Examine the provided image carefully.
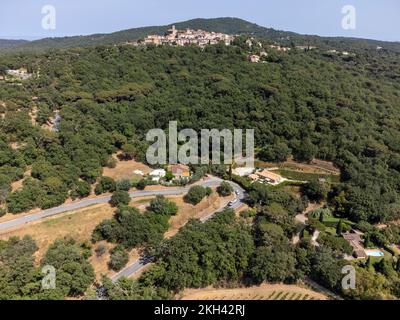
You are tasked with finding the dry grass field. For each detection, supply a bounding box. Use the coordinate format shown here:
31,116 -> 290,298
102,155 -> 152,180
179,284 -> 328,301
0,203 -> 115,264
256,156 -> 340,175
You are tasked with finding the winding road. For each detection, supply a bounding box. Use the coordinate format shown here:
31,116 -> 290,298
0,175 -> 245,283
0,176 -> 235,232
111,179 -> 246,282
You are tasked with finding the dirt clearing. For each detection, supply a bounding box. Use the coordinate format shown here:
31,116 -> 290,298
256,156 -> 340,175
103,155 -> 152,181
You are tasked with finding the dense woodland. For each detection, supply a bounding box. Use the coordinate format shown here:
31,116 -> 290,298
0,21 -> 400,299
1,38 -> 399,223
0,236 -> 94,299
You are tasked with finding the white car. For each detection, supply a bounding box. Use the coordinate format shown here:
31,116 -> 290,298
228,199 -> 239,207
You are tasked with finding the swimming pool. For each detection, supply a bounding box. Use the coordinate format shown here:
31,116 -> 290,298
366,250 -> 384,257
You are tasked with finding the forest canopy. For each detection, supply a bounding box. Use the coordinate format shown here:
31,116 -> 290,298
0,38 -> 399,225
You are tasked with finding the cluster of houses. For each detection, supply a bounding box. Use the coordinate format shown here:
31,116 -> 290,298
0,68 -> 33,81
148,164 -> 191,183
326,49 -> 355,56
248,51 -> 268,63
141,25 -> 235,47
247,44 -> 318,63
233,167 -> 284,185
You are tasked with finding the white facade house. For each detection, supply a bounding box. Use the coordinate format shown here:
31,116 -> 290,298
133,170 -> 144,176
149,169 -> 166,182
233,167 -> 255,177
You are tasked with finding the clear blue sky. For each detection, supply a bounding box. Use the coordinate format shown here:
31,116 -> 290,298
1,0 -> 399,41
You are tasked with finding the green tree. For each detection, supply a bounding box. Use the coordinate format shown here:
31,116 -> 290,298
108,246 -> 129,271
121,144 -> 136,160
301,180 -> 329,203
147,195 -> 178,216
184,186 -> 207,205
110,190 -> 130,207
72,180 -> 91,199
250,246 -> 297,283
136,179 -> 147,190
258,142 -> 291,163
336,220 -> 344,235
217,181 -> 234,197
95,176 -> 116,195
41,239 -> 95,297
116,179 -> 131,191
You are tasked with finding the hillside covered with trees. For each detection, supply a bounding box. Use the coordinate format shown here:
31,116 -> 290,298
0,19 -> 400,300
0,36 -> 399,224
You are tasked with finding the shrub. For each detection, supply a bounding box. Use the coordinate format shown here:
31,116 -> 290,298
240,209 -> 257,219
217,181 -> 234,197
147,195 -> 178,216
110,190 -> 130,207
108,246 -> 129,271
116,179 -> 131,191
95,177 -> 116,195
136,179 -> 147,190
95,244 -> 107,257
184,186 -> 207,205
301,180 -> 329,203
107,157 -> 118,169
73,180 -> 91,198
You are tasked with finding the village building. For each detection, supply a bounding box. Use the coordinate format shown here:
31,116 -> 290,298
249,173 -> 259,181
268,44 -> 291,52
248,55 -> 260,63
168,164 -> 191,180
149,169 -> 166,182
6,68 -> 32,81
296,45 -> 317,50
343,232 -> 368,259
246,39 -> 253,47
250,169 -> 284,185
143,25 -> 235,48
133,170 -> 144,176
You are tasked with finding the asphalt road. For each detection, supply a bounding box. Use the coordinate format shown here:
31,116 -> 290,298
0,175 -> 245,283
111,179 -> 246,282
0,176 -> 226,232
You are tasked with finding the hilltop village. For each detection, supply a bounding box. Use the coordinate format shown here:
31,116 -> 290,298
142,25 -> 235,47
123,26 -> 358,64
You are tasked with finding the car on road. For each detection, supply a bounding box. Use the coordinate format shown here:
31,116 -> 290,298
235,190 -> 240,195
228,199 -> 239,207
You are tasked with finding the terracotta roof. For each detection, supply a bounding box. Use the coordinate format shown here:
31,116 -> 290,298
256,170 -> 282,181
354,249 -> 368,259
168,164 -> 190,177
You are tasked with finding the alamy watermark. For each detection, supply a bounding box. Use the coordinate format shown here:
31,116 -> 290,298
41,5 -> 56,30
341,265 -> 356,290
341,5 -> 356,30
41,265 -> 56,290
146,121 -> 254,167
